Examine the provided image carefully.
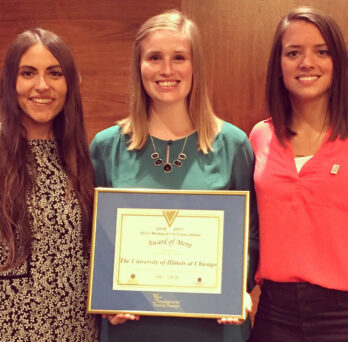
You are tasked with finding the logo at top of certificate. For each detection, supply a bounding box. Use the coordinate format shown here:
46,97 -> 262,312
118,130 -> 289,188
162,210 -> 179,227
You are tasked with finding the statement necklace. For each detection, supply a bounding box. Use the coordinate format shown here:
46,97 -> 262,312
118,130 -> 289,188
150,135 -> 188,173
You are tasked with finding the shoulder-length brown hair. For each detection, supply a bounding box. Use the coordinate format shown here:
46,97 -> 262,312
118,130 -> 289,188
266,6 -> 348,144
0,28 -> 94,270
120,9 -> 220,154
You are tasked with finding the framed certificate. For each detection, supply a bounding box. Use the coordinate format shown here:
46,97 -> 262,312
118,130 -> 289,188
88,188 -> 249,319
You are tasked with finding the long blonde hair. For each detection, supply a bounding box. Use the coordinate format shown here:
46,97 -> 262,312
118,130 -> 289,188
120,9 -> 220,154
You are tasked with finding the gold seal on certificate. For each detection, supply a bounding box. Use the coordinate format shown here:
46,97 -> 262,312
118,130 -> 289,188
113,208 -> 224,294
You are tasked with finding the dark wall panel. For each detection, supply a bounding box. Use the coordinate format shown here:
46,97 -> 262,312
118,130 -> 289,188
0,0 -> 181,141
1,0 -> 348,325
2,0 -> 347,139
182,0 -> 348,135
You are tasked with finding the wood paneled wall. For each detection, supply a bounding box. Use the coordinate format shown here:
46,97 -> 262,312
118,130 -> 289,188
182,0 -> 348,134
1,0 -> 348,140
1,0 -> 348,324
0,0 -> 181,141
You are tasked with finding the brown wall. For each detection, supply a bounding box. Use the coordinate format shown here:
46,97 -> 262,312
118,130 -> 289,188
2,0 -> 348,324
0,0 -> 181,141
1,0 -> 348,140
182,0 -> 348,135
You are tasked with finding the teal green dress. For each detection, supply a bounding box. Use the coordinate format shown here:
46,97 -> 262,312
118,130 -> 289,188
90,121 -> 259,342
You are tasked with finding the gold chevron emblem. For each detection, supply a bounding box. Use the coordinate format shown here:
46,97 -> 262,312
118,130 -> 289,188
162,210 -> 179,227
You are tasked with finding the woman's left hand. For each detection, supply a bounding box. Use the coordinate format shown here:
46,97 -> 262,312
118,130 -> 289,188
217,292 -> 252,325
102,313 -> 140,325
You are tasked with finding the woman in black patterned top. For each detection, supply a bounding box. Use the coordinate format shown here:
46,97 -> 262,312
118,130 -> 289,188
0,28 -> 99,341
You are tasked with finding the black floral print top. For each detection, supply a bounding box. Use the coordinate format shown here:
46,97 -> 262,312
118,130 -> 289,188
0,140 -> 99,341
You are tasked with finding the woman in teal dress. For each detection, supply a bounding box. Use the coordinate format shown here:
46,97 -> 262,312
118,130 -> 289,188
90,10 -> 258,342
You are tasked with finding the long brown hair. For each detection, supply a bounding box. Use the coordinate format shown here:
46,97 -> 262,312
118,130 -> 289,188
0,28 -> 94,270
266,6 -> 348,144
120,9 -> 220,154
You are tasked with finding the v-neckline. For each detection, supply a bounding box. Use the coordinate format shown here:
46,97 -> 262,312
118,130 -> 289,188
286,129 -> 331,176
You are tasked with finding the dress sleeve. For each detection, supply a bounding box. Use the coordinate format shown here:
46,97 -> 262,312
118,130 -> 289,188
231,135 -> 259,292
89,134 -> 107,187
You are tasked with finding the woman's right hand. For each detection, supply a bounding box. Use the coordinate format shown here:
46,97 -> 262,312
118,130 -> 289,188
102,313 -> 140,325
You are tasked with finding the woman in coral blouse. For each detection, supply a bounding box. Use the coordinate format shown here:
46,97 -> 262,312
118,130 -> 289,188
249,7 -> 348,342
